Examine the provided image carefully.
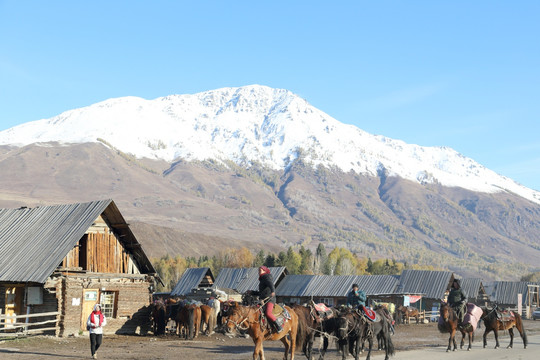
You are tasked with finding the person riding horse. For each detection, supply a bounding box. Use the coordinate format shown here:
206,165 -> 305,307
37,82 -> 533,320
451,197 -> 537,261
258,266 -> 283,333
448,278 -> 467,325
347,283 -> 366,308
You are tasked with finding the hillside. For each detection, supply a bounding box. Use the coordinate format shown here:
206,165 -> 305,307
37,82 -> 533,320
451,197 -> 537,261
1,142 -> 539,280
0,85 -> 539,280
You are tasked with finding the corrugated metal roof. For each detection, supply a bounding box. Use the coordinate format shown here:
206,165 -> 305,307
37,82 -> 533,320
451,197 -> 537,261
460,278 -> 484,300
0,200 -> 156,283
396,270 -> 454,299
213,267 -> 286,293
489,281 -> 540,306
170,267 -> 213,296
276,274 -> 399,297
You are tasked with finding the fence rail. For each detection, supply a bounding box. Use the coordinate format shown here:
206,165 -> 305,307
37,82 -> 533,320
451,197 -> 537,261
0,311 -> 59,337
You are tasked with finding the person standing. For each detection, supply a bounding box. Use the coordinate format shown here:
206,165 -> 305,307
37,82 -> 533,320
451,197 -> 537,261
347,283 -> 366,308
258,266 -> 282,333
87,303 -> 107,359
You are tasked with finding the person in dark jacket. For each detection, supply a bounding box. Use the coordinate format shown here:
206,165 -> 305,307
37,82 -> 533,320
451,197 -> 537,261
448,278 -> 467,324
347,283 -> 366,308
258,266 -> 282,333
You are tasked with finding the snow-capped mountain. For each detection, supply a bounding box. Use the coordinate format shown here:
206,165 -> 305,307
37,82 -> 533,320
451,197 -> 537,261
1,85 -> 538,204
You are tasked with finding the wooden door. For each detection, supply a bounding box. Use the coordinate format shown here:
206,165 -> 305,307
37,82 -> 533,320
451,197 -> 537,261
4,286 -> 24,329
81,289 -> 99,331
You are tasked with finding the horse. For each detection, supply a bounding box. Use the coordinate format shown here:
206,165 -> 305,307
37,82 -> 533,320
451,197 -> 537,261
200,304 -> 217,335
175,302 -> 190,338
291,304 -> 322,360
151,299 -> 167,335
396,305 -> 420,324
438,302 -> 474,351
371,305 -> 396,358
188,304 -> 202,339
481,306 -> 527,349
225,302 -> 299,360
336,308 -> 366,360
312,307 -> 341,360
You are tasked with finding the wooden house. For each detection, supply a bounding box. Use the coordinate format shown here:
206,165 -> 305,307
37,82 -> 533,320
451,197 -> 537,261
0,200 -> 159,337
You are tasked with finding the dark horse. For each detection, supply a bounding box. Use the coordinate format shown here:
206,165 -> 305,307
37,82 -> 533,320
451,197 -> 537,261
151,299 -> 167,335
336,308 -> 371,360
225,302 -> 299,360
371,305 -> 396,357
291,304 -> 318,360
438,302 -> 474,351
481,306 -> 527,349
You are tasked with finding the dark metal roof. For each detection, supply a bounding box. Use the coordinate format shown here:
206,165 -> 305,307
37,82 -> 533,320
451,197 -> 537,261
489,281 -> 540,306
213,267 -> 286,293
0,199 -> 156,283
170,267 -> 213,296
460,278 -> 485,300
276,274 -> 400,297
396,270 -> 454,299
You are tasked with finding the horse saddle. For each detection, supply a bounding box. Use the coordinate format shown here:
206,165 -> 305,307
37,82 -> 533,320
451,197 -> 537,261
497,309 -> 515,322
272,303 -> 285,317
313,302 -> 334,319
359,306 -> 379,322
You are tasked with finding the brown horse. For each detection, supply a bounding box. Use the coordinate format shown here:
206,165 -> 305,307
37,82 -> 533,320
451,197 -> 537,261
438,302 -> 474,351
225,302 -> 298,360
175,302 -> 190,338
481,306 -> 527,349
397,305 -> 420,324
290,304 -> 319,360
200,304 -> 215,335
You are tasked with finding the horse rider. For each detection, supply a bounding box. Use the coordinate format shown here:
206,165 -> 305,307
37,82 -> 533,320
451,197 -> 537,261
258,265 -> 283,333
347,283 -> 366,309
448,278 -> 467,324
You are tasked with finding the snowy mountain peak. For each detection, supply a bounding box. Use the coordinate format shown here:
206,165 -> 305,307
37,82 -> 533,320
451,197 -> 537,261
1,84 -> 539,204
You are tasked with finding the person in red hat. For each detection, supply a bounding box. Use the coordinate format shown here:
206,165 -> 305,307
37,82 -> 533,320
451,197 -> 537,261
258,266 -> 282,333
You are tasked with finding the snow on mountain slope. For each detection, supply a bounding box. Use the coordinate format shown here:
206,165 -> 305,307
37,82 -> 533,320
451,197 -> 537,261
1,85 -> 539,204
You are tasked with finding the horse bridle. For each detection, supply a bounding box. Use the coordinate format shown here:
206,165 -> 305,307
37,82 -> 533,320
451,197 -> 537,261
226,314 -> 250,331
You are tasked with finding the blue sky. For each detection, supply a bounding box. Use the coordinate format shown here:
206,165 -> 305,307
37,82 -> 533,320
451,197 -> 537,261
1,1 -> 539,191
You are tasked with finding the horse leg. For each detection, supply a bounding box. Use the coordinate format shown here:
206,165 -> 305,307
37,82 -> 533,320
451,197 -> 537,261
507,328 -> 514,349
467,331 -> 472,351
280,333 -> 291,360
482,328 -> 489,348
365,334 -> 373,360
460,330 -> 465,349
253,337 -> 264,360
493,329 -> 500,349
318,336 -> 328,360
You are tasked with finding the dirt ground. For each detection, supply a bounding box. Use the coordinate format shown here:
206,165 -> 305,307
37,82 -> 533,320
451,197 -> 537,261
1,320 -> 539,360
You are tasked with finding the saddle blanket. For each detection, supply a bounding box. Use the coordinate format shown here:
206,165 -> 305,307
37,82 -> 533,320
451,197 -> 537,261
361,306 -> 377,322
498,310 -> 515,322
462,303 -> 483,331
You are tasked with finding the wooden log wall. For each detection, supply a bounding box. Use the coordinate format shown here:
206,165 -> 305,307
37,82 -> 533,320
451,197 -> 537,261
61,228 -> 140,275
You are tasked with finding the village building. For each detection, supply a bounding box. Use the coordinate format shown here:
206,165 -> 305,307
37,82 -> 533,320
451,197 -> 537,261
460,278 -> 488,305
485,280 -> 540,318
0,200 -> 159,337
212,267 -> 287,298
275,274 -> 400,307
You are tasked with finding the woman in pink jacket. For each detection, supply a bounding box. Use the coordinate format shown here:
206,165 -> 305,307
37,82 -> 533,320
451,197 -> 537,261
87,304 -> 107,359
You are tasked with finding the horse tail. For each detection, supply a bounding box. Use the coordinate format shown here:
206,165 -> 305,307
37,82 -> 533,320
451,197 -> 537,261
188,306 -> 195,339
514,313 -> 527,347
292,306 -> 307,353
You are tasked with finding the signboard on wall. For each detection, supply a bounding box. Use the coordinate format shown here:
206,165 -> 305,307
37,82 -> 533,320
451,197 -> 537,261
84,290 -> 98,301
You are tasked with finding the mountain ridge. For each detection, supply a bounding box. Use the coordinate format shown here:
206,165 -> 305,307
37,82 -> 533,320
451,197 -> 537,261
1,84 -> 538,204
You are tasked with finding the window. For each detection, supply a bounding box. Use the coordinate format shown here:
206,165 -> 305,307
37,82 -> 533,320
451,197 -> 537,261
100,291 -> 117,318
317,298 -> 334,306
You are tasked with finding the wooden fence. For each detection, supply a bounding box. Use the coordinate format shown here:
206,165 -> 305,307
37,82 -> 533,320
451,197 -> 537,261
0,311 -> 59,337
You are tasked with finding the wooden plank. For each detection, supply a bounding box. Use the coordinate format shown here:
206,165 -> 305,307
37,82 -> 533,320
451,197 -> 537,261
0,311 -> 59,319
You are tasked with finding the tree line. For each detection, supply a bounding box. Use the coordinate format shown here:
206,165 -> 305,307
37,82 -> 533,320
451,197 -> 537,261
152,244 -> 436,292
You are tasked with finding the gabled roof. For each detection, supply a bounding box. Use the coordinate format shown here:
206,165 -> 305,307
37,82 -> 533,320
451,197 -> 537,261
213,267 -> 287,294
460,278 -> 485,300
170,267 -> 214,296
396,270 -> 454,299
489,281 -> 540,306
0,199 -> 156,283
276,274 -> 400,298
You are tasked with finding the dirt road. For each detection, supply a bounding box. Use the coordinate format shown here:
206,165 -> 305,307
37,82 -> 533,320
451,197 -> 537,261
0,320 -> 538,359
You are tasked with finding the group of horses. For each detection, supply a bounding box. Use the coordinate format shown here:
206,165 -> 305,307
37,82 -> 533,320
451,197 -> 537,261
224,301 -> 395,360
151,297 -> 529,360
151,297 -> 220,340
438,302 -> 527,352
